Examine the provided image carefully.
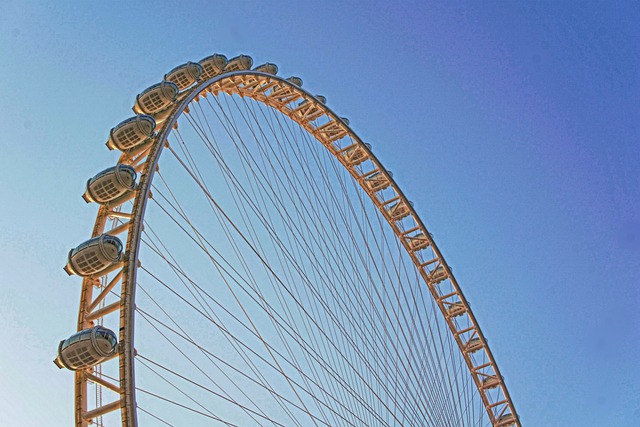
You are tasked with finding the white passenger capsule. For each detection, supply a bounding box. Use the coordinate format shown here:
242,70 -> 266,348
225,54 -> 253,72
64,234 -> 124,277
164,61 -> 203,91
315,95 -> 327,104
83,164 -> 137,204
254,63 -> 278,75
133,81 -> 179,115
286,76 -> 303,87
199,54 -> 228,79
341,117 -> 350,126
106,115 -> 156,151
54,326 -> 117,370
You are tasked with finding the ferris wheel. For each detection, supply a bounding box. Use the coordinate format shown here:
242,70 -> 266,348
56,53 -> 521,427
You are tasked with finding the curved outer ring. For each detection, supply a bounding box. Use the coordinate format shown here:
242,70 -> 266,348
76,71 -> 520,427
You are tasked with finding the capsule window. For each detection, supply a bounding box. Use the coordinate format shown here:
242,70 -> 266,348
119,127 -> 139,147
168,72 -> 190,89
75,252 -> 104,274
93,181 -> 119,200
202,64 -> 216,77
67,346 -> 94,367
176,74 -> 189,87
66,347 -> 86,366
144,93 -> 164,110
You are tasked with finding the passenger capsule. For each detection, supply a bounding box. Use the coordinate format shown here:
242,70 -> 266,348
408,232 -> 429,251
341,145 -> 368,166
465,337 -> 484,354
429,265 -> 448,284
199,54 -> 228,79
385,201 -> 411,220
446,304 -> 466,318
363,172 -> 391,192
54,326 -> 117,370
133,81 -> 179,115
481,376 -> 501,390
107,114 -> 156,151
286,76 -> 303,87
83,164 -> 137,204
315,95 -> 327,104
164,62 -> 203,91
64,234 -> 124,277
254,63 -> 278,75
225,54 -> 253,72
341,117 -> 350,126
496,414 -> 517,426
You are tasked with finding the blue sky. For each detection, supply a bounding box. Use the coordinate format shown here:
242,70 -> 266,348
0,1 -> 638,426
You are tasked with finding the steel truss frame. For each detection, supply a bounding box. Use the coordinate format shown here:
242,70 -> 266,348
72,68 -> 520,427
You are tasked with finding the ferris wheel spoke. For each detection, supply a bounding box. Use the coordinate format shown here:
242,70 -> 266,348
136,284 -> 277,426
144,176 -> 402,426
137,265 -> 325,426
156,139 -> 349,426
139,222 -> 360,426
135,320 -> 289,427
162,98 -> 478,426
338,151 -> 472,423
176,98 -> 470,427
259,105 -> 439,425
135,240 -> 284,426
160,141 -> 427,426
230,97 -> 420,424
140,226 -> 322,426
212,97 -> 408,412
136,386 -> 240,427
137,304 -> 366,427
139,213 -> 390,427
136,406 -> 175,427
137,357 -> 237,425
208,96 -> 412,384
140,200 -> 312,426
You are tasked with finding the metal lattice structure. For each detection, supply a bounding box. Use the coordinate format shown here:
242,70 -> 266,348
61,53 -> 520,427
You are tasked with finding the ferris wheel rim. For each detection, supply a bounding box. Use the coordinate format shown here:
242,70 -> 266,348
73,67 -> 520,427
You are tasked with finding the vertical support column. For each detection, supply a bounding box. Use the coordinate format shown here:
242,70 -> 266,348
75,275 -> 98,427
75,371 -> 89,427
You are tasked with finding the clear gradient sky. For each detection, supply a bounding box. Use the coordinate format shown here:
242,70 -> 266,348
0,1 -> 638,426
